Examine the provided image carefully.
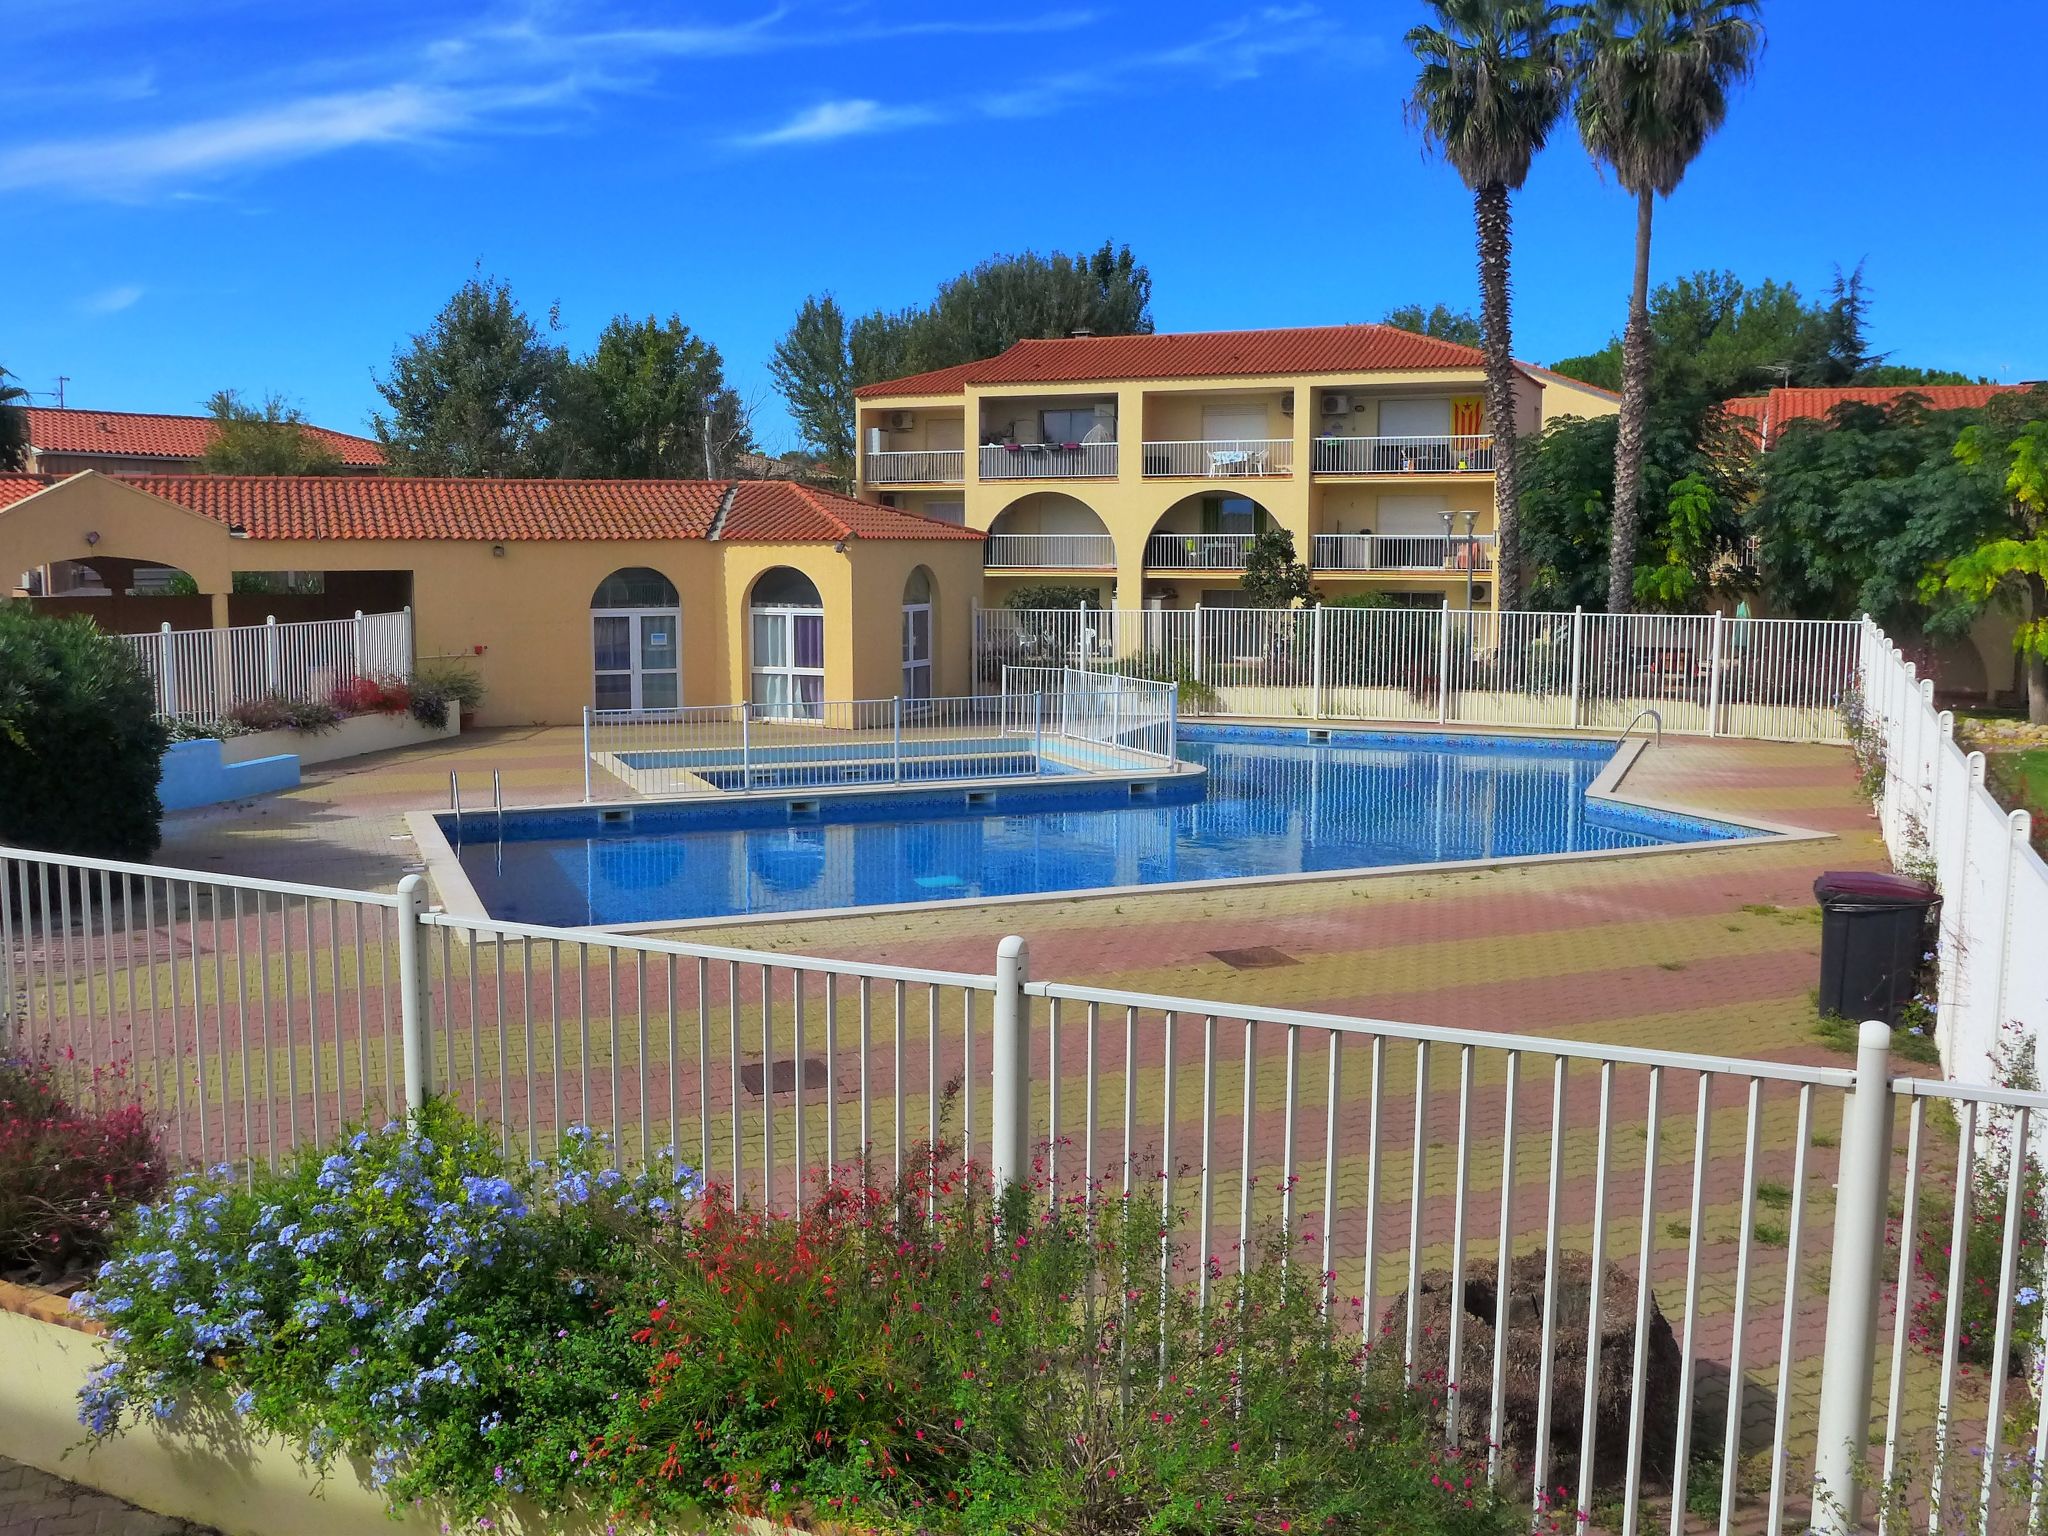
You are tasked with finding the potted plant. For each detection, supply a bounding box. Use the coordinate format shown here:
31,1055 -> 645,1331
411,661 -> 487,731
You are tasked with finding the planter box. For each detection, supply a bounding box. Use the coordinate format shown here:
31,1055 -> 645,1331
220,710 -> 459,769
0,1281 -> 794,1536
159,738 -> 299,811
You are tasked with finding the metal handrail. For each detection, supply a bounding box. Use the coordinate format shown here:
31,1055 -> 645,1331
1618,707 -> 1663,748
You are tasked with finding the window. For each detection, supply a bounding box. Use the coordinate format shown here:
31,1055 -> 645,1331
1041,408 -> 1106,445
590,567 -> 681,712
902,567 -> 934,700
749,567 -> 826,719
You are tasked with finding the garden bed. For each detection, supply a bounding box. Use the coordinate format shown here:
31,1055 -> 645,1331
218,709 -> 459,769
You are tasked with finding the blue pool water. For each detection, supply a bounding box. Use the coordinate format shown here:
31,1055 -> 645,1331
446,727 -> 1758,927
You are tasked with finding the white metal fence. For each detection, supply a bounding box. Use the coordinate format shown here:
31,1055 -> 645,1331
1310,432 -> 1496,474
4,819 -> 2045,1536
979,441 -> 1118,479
118,609 -> 414,723
1144,532 -> 1254,570
982,533 -> 1117,569
976,606 -> 1863,744
1139,438 -> 1294,477
1311,531 -> 1497,573
863,448 -> 964,484
1859,620 -> 2047,1086
582,681 -> 1179,801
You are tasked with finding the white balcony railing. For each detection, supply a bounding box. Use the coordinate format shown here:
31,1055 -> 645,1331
1311,533 -> 1495,573
1140,439 -> 1294,477
1310,434 -> 1494,475
983,533 -> 1117,569
865,449 -> 964,484
979,441 -> 1118,480
1144,532 -> 1255,570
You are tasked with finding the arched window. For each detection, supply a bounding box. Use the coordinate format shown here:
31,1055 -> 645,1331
748,566 -> 825,718
901,566 -> 934,700
590,567 -> 680,712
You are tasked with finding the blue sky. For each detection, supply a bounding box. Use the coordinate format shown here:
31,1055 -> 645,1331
9,1 -> 2043,453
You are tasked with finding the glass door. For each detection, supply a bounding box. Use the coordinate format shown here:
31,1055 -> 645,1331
902,603 -> 932,699
750,606 -> 826,719
592,609 -> 680,711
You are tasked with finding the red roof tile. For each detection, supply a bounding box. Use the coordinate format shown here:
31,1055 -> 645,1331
1723,385 -> 2023,449
105,475 -> 981,544
0,475 -> 50,511
854,324 -> 1491,397
27,407 -> 385,467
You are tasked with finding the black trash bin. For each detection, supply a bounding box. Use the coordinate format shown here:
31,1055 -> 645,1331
1813,871 -> 1940,1026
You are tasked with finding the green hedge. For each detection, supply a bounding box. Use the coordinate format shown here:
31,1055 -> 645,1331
0,606 -> 168,860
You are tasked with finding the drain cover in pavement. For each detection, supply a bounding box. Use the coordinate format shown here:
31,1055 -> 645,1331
1209,946 -> 1297,970
740,1057 -> 831,1096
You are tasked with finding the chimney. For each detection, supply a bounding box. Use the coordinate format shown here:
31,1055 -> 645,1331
1068,327 -> 1094,338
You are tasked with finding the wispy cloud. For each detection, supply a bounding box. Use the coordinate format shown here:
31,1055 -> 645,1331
735,98 -> 942,148
82,284 -> 145,315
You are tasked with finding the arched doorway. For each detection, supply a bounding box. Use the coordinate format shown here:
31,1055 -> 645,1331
749,566 -> 825,718
1145,491 -> 1278,570
590,567 -> 680,712
901,566 -> 935,699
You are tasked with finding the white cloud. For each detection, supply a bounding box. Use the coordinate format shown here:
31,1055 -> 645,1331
82,284 -> 145,315
732,98 -> 943,148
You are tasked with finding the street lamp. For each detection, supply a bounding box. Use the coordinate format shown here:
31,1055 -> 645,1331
1462,510 -> 1479,612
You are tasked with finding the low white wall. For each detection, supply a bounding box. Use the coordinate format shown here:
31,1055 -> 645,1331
219,710 -> 458,768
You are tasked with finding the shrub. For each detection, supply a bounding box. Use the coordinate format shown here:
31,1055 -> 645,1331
328,675 -> 411,716
75,1103 -> 695,1517
225,695 -> 343,734
0,606 -> 168,860
0,1056 -> 165,1284
407,663 -> 487,731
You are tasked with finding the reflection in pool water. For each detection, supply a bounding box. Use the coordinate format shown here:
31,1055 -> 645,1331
450,730 -> 1754,927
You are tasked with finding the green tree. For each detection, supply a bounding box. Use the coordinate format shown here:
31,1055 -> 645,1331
1573,0 -> 1764,613
0,367 -> 28,471
1746,396 -> 2010,628
0,608 -> 168,861
556,314 -> 754,479
372,273 -> 567,477
771,243 -> 1154,476
1240,528 -> 1316,609
1929,402 -> 2048,722
1406,2 -> 1572,613
1382,302 -> 1486,347
198,390 -> 345,475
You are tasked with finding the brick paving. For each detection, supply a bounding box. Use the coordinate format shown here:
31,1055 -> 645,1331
0,1457 -> 210,1536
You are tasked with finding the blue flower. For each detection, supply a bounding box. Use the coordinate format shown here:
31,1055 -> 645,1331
2020,1286 -> 2041,1308
232,1390 -> 255,1417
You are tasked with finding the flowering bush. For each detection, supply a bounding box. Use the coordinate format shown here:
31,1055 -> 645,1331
75,1102 -> 695,1518
224,695 -> 343,734
328,675 -> 412,717
0,1056 -> 164,1283
597,1161 -> 1536,1536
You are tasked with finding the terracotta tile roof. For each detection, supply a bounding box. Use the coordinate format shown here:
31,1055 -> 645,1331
106,475 -> 981,544
853,324 -> 1491,397
0,475 -> 51,511
1518,361 -> 1621,401
27,407 -> 385,467
1723,385 -> 2024,450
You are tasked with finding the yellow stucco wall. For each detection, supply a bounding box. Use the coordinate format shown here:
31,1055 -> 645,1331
0,475 -> 985,726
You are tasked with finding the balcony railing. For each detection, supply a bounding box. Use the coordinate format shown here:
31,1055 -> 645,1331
1140,439 -> 1294,477
1145,532 -> 1255,570
983,533 -> 1117,569
979,441 -> 1118,480
1310,434 -> 1494,475
1311,533 -> 1495,573
865,449 -> 964,484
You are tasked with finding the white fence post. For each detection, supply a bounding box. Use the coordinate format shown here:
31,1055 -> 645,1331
1192,604 -> 1205,686
1311,602 -> 1326,720
581,707 -> 592,802
1992,809 -> 2030,1031
893,696 -> 903,783
990,935 -> 1030,1193
395,874 -> 432,1119
1707,611 -> 1725,737
1568,607 -> 1584,730
159,622 -> 178,718
264,614 -> 281,692
353,609 -> 366,679
740,705 -> 752,791
1812,1019 -> 1895,1534
1435,605 -> 1452,725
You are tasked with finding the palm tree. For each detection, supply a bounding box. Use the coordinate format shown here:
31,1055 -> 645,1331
1575,0 -> 1763,612
1406,2 -> 1572,613
0,367 -> 30,472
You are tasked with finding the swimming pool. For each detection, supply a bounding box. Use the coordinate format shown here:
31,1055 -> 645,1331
437,726 -> 1760,927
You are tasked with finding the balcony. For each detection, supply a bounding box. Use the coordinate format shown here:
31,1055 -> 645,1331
1312,533 -> 1495,574
1310,435 -> 1494,475
1145,532 -> 1254,571
865,449 -> 964,485
979,441 -> 1118,480
1140,439 -> 1294,478
983,533 -> 1117,570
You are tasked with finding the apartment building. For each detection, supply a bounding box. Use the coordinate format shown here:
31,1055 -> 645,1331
853,324 -> 1618,613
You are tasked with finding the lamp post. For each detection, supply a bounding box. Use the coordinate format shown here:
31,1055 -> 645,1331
1462,510 -> 1478,612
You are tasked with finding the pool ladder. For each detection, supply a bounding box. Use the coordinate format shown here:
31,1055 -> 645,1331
448,771 -> 506,841
1617,707 -> 1663,749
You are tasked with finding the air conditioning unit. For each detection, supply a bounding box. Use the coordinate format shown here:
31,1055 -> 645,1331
1280,396 -> 1295,417
1321,393 -> 1351,417
888,410 -> 915,431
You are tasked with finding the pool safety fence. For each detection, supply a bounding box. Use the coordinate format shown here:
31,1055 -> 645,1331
976,605 -> 1862,745
581,678 -> 1179,801
0,834 -> 2040,1536
120,609 -> 415,725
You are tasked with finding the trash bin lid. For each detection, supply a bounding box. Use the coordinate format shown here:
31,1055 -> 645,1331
1812,870 -> 1938,907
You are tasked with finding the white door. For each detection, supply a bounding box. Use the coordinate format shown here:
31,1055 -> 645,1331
592,610 -> 681,711
902,603 -> 933,699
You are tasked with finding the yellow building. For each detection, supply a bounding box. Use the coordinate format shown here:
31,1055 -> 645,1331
0,472 -> 985,726
852,324 -> 1618,613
